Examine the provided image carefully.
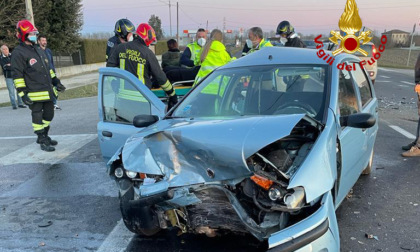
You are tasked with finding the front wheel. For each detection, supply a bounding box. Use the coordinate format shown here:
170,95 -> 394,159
119,182 -> 161,236
362,150 -> 374,175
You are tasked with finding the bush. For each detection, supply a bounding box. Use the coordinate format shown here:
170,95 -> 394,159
80,39 -> 107,64
155,40 -> 168,55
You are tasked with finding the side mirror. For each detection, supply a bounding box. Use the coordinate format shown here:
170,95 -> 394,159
340,113 -> 376,129
133,115 -> 159,128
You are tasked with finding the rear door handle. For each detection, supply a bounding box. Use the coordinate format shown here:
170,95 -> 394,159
102,131 -> 113,137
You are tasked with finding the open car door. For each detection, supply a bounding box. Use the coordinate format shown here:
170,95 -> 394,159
97,67 -> 165,161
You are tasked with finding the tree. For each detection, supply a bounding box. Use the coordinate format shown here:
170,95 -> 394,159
0,0 -> 26,49
0,0 -> 83,53
148,15 -> 164,40
33,0 -> 83,54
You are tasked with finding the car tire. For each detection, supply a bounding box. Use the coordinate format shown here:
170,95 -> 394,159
119,185 -> 161,236
362,150 -> 374,175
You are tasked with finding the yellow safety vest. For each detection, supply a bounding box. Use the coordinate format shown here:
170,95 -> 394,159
248,39 -> 273,54
186,42 -> 203,66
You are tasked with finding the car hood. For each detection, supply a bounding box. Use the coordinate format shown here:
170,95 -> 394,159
122,114 -> 306,187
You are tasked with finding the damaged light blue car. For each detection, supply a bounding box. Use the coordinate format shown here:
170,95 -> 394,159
97,47 -> 378,251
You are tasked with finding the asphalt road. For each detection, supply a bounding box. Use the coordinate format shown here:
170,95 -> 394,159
0,67 -> 419,251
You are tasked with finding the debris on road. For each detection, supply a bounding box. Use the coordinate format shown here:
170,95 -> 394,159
38,220 -> 53,228
39,242 -> 45,246
365,233 -> 379,241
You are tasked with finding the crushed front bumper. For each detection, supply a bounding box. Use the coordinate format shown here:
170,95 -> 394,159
268,191 -> 339,251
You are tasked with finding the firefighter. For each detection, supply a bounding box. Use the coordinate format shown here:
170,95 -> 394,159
276,21 -> 306,48
106,19 -> 136,62
12,20 -> 65,152
107,23 -> 178,109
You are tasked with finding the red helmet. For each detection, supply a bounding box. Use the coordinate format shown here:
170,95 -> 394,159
16,20 -> 38,42
136,23 -> 157,46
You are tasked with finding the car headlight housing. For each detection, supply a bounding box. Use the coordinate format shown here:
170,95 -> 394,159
125,170 -> 137,179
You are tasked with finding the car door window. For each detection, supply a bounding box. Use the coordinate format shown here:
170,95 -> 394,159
351,63 -> 372,107
338,69 -> 359,117
102,75 -> 151,124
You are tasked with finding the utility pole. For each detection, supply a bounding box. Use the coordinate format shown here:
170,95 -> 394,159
206,20 -> 208,32
25,0 -> 35,25
407,23 -> 416,66
169,0 -> 172,37
223,17 -> 226,34
176,2 -> 179,43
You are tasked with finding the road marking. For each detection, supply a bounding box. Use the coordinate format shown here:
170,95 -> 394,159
376,80 -> 391,83
97,219 -> 134,252
400,81 -> 415,86
378,68 -> 398,72
0,134 -> 97,165
0,133 -> 95,140
389,125 -> 416,140
398,84 -> 410,88
380,76 -> 390,79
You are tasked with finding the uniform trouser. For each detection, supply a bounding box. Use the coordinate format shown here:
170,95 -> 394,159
29,101 -> 54,133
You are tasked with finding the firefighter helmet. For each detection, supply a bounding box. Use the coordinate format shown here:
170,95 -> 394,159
276,21 -> 294,37
114,19 -> 135,40
16,20 -> 38,42
136,23 -> 157,46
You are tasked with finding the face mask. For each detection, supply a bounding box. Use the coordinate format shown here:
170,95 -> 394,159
127,34 -> 133,42
246,39 -> 253,49
197,38 -> 206,47
280,37 -> 288,45
28,35 -> 37,44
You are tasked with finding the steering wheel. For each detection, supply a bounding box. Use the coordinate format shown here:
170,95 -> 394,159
274,101 -> 317,117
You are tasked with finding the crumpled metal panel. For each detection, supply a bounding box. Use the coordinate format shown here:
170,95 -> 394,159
122,114 -> 305,187
288,109 -> 337,203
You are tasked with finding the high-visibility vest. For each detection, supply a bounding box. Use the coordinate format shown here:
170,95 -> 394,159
194,40 -> 232,86
186,42 -> 203,66
248,38 -> 273,54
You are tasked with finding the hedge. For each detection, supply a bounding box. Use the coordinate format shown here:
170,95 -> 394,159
155,40 -> 168,55
80,39 -> 107,64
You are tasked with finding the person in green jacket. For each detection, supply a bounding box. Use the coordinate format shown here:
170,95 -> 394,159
194,29 -> 232,85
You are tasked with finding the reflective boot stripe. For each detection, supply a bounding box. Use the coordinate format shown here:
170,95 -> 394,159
32,123 -> 44,131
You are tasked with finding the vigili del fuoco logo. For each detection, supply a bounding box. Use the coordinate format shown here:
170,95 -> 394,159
314,0 -> 388,70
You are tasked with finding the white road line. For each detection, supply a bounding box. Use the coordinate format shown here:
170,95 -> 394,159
0,134 -> 97,165
97,220 -> 134,252
389,125 -> 416,140
0,133 -> 95,140
398,84 -> 410,87
401,81 -> 415,86
380,76 -> 390,79
376,80 -> 391,83
378,67 -> 398,72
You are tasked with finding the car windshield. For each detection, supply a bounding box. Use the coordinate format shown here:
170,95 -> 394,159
172,65 -> 329,121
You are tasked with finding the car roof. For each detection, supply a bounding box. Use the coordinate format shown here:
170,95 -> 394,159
219,47 -> 359,69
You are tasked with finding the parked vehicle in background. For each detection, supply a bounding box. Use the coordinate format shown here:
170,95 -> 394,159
303,40 -> 316,49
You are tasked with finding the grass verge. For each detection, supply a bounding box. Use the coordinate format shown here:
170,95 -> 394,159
0,82 -> 98,108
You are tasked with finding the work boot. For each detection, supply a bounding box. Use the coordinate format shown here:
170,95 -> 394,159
44,126 -> 58,146
35,130 -> 55,152
401,146 -> 420,157
402,141 -> 416,151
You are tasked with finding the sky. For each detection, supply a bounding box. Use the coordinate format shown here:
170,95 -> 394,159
81,0 -> 420,36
